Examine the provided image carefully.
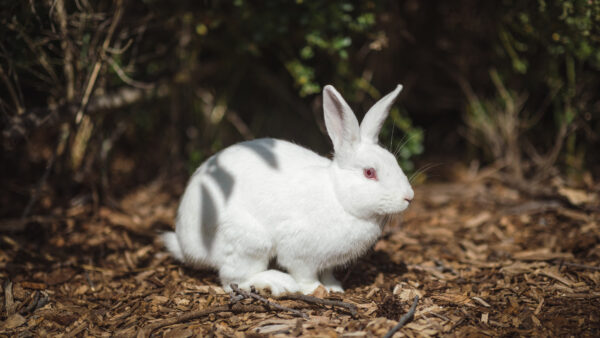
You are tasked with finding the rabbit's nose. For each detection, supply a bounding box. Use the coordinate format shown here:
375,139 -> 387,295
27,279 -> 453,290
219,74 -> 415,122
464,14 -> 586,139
404,188 -> 414,203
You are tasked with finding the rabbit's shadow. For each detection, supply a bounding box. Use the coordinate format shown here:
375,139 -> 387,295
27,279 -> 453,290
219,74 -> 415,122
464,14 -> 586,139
179,250 -> 406,292
338,249 -> 407,290
181,266 -> 220,286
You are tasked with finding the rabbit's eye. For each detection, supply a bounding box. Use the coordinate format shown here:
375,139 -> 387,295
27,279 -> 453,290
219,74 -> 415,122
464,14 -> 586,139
363,168 -> 377,180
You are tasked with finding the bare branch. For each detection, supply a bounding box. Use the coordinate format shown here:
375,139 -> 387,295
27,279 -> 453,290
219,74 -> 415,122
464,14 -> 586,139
226,111 -> 255,140
281,293 -> 359,318
54,0 -> 75,101
107,56 -> 154,89
3,85 -> 165,149
75,0 -> 125,124
383,295 -> 419,338
105,38 -> 134,54
0,64 -> 24,114
140,303 -> 269,337
230,284 -> 308,318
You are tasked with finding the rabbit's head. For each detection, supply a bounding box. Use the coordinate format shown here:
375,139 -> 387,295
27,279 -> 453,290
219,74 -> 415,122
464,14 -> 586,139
323,84 -> 414,219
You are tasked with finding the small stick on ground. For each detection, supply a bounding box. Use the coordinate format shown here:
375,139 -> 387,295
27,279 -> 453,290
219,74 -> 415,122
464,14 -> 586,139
230,284 -> 308,319
383,295 -> 419,338
281,293 -> 359,318
140,303 -> 268,337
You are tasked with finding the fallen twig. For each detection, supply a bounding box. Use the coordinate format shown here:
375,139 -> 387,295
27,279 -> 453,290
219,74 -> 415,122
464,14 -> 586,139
383,295 -> 419,338
140,303 -> 268,337
281,293 -> 359,318
230,284 -> 307,318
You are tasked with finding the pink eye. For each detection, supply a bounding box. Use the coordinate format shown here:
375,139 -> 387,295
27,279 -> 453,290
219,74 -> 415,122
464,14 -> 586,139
363,168 -> 377,180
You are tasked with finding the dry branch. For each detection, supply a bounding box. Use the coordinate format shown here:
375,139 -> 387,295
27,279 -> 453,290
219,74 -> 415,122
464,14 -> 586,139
281,293 -> 359,318
230,284 -> 308,318
107,56 -> 155,90
53,0 -> 75,101
2,85 -> 164,149
0,64 -> 24,114
383,295 -> 419,338
75,0 -> 125,124
139,303 -> 269,337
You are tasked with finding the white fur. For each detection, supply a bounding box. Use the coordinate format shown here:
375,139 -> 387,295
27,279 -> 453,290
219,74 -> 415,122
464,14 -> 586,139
162,84 -> 414,296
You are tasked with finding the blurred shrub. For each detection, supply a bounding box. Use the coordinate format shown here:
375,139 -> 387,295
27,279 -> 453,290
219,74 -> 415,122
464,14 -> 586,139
2,0 -> 599,216
465,0 -> 600,182
0,0 -> 423,210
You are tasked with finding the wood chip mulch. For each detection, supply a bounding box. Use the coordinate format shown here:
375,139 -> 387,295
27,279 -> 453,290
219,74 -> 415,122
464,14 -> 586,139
1,178 -> 599,337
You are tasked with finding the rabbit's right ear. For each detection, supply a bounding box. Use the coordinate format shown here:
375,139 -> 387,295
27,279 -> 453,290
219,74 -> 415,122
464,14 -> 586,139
323,85 -> 360,157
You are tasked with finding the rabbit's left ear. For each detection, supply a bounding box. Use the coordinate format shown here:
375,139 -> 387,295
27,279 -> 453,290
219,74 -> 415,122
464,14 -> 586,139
323,85 -> 360,155
360,84 -> 403,144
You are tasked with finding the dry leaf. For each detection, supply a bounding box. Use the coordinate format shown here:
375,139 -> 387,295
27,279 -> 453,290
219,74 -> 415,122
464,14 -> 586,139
44,267 -> 76,285
20,281 -> 47,290
431,293 -> 474,306
558,187 -> 597,206
255,324 -> 292,334
513,248 -> 573,261
537,267 -> 574,286
466,212 -> 492,228
311,285 -> 329,298
481,313 -> 489,324
3,314 -> 26,329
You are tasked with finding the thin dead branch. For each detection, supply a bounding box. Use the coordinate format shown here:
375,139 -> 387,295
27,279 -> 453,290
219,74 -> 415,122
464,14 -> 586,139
53,0 -> 75,102
0,64 -> 24,114
226,111 -> 255,140
139,303 -> 269,337
75,0 -> 125,124
2,85 -> 165,149
107,56 -> 155,90
21,149 -> 57,219
383,295 -> 419,338
281,293 -> 359,318
230,284 -> 307,319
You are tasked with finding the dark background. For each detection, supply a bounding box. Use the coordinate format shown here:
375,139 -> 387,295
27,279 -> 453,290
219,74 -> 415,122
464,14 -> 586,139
1,0 -> 599,217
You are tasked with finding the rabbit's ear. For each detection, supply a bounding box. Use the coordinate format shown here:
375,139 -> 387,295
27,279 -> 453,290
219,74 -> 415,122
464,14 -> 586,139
323,85 -> 360,154
360,84 -> 403,144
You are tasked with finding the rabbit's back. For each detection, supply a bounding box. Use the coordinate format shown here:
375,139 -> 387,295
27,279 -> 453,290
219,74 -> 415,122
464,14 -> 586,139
193,138 -> 330,198
174,138 -> 332,267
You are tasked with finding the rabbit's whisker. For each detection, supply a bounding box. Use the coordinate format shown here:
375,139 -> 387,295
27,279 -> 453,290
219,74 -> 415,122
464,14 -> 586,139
389,124 -> 395,151
395,133 -> 419,157
409,163 -> 441,182
393,134 -> 409,157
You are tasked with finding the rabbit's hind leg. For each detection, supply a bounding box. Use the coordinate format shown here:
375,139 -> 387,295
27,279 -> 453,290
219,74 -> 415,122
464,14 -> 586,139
217,212 -> 300,296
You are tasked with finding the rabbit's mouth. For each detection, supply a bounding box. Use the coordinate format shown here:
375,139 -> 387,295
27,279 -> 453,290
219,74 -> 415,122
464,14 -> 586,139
376,197 -> 411,216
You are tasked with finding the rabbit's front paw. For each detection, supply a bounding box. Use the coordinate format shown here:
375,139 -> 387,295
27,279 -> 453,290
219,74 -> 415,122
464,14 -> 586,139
324,284 -> 344,293
298,281 -> 324,295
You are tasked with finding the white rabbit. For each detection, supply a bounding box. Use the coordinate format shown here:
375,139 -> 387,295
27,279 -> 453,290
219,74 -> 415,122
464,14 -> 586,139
162,84 -> 414,296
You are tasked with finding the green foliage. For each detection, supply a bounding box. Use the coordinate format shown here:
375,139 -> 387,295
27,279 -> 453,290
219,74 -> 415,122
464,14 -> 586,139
182,0 -> 423,170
